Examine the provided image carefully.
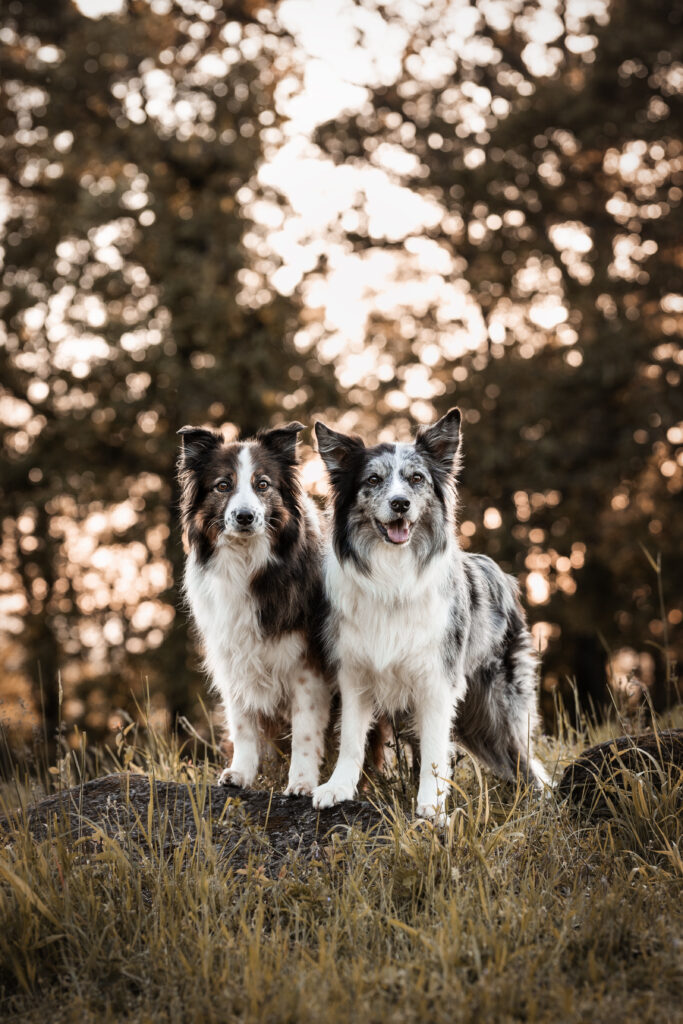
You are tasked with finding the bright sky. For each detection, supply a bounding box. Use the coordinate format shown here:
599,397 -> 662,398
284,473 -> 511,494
73,0 -> 125,14
258,0 -> 602,405
68,0 -> 616,403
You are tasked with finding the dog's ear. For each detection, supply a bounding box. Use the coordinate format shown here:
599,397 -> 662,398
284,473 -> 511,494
415,408 -> 461,474
315,421 -> 365,477
177,426 -> 221,467
256,421 -> 305,465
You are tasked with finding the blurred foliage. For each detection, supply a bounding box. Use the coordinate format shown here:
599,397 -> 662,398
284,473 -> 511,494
311,0 -> 683,722
0,0 -> 681,748
0,0 -> 336,743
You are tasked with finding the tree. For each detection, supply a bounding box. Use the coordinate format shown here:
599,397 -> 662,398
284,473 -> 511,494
0,0 -> 336,747
310,0 -> 682,716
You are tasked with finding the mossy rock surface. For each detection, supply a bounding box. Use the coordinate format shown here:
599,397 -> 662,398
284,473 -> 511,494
558,728 -> 683,815
3,773 -> 382,872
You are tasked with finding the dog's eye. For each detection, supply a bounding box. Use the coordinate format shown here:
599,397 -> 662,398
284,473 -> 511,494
256,479 -> 270,492
215,480 -> 230,493
366,474 -> 381,487
411,472 -> 424,485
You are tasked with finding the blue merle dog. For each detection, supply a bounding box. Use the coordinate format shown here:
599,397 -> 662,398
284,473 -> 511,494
311,408 -> 549,821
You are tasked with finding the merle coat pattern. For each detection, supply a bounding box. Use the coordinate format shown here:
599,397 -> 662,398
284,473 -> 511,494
177,422 -> 330,795
311,408 -> 549,821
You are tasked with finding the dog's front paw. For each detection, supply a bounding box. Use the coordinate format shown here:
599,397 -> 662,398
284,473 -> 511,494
312,780 -> 356,809
218,766 -> 255,788
284,776 -> 316,797
415,799 -> 448,827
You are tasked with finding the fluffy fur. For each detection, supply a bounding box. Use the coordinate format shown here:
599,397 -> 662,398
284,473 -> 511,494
177,422 -> 330,795
311,408 -> 549,821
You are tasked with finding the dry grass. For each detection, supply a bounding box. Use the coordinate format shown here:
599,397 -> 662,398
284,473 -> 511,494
0,702 -> 681,1024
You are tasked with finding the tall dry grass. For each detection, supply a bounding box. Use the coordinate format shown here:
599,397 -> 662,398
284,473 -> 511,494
0,688 -> 681,1024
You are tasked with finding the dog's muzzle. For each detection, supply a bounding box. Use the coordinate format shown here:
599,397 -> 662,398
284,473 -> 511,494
226,507 -> 263,535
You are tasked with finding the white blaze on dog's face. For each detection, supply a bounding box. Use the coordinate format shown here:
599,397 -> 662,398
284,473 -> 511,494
221,446 -> 267,537
315,409 -> 462,566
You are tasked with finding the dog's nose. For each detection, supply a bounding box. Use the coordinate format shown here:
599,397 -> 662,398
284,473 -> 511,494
235,509 -> 255,526
390,496 -> 410,515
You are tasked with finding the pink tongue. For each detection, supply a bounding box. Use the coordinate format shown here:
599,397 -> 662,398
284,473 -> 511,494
387,521 -> 410,544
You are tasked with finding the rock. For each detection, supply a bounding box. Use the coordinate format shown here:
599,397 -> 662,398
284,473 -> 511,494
2,773 -> 383,873
558,729 -> 683,816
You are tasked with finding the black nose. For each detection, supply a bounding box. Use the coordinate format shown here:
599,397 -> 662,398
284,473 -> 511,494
235,509 -> 255,526
390,497 -> 410,514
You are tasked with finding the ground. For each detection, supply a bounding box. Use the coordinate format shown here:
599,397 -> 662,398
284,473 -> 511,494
0,708 -> 681,1024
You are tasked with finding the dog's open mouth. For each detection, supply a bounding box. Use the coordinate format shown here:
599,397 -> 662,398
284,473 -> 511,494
376,518 -> 413,545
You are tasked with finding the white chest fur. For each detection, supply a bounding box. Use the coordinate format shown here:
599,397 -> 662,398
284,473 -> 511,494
184,539 -> 304,716
326,544 -> 453,713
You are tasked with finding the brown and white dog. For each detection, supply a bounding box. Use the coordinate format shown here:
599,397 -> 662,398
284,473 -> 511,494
177,422 -> 330,795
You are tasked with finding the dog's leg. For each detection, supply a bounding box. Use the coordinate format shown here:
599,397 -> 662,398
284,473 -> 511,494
285,669 -> 331,796
414,675 -> 454,824
312,674 -> 373,808
529,757 -> 552,790
218,700 -> 260,788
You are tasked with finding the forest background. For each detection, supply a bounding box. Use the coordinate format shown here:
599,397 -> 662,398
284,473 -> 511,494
1,0 -> 681,756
